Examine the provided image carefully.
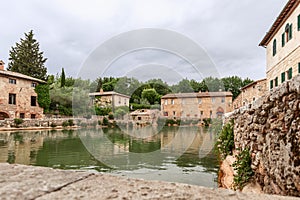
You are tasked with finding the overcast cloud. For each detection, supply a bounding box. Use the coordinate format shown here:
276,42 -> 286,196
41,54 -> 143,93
0,0 -> 288,82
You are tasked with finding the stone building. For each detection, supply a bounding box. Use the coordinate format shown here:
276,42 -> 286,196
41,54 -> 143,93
130,109 -> 160,126
89,89 -> 130,109
161,91 -> 233,119
232,78 -> 267,109
259,0 -> 300,90
0,60 -> 45,119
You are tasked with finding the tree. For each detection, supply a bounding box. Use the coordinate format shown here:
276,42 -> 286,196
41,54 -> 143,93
8,30 -> 47,80
141,88 -> 160,105
61,68 -> 66,87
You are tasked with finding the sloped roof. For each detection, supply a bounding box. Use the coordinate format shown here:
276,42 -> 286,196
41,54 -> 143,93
89,91 -> 130,98
240,78 -> 266,91
259,0 -> 300,47
161,91 -> 232,99
0,70 -> 46,83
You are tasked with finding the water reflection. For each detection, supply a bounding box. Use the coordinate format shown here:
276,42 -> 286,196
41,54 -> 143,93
0,127 -> 218,187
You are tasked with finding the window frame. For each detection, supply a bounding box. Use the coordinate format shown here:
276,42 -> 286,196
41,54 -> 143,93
9,78 -> 16,84
31,96 -> 37,107
8,93 -> 16,105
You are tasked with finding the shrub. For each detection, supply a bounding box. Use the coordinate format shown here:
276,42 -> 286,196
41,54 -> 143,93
215,119 -> 234,160
68,119 -> 74,126
62,121 -> 69,127
203,118 -> 212,126
232,148 -> 254,190
108,114 -> 114,120
14,118 -> 24,127
102,117 -> 109,126
50,122 -> 57,128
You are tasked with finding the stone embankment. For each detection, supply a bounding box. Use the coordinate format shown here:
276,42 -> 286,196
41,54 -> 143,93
0,163 -> 299,200
220,75 -> 300,196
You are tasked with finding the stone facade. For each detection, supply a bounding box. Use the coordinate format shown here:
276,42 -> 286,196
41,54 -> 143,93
260,0 -> 300,90
161,91 -> 233,119
233,79 -> 267,109
89,89 -> 130,109
0,61 -> 45,119
130,109 -> 160,125
226,74 -> 300,196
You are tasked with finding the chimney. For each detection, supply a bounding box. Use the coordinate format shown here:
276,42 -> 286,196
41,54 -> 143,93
99,88 -> 104,94
0,60 -> 4,70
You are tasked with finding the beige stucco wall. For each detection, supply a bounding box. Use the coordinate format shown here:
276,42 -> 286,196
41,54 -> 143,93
112,94 -> 130,107
161,95 -> 232,119
266,4 -> 300,89
0,74 -> 44,119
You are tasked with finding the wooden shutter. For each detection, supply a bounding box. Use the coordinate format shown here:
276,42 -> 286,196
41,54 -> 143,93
289,24 -> 293,40
282,33 -> 285,47
281,72 -> 285,83
270,80 -> 273,89
298,15 -> 300,31
288,67 -> 293,79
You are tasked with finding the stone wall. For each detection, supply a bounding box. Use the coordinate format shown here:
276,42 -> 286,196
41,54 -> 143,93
227,75 -> 300,196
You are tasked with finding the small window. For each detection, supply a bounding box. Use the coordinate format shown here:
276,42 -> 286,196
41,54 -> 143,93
221,97 -> 225,103
288,67 -> 293,80
9,79 -> 16,84
273,39 -> 277,56
198,98 -> 202,104
200,111 -> 203,115
298,63 -> 300,74
164,100 -> 168,105
211,97 -> 215,103
31,96 -> 37,106
275,77 -> 278,87
164,112 -> 168,116
31,114 -> 36,119
20,113 -> 25,119
253,97 -> 256,101
9,94 -> 16,105
173,111 -> 176,116
281,72 -> 285,83
270,80 -> 274,89
31,82 -> 37,87
171,99 -> 174,105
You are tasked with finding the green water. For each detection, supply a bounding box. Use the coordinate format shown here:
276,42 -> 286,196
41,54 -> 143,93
0,126 -> 219,188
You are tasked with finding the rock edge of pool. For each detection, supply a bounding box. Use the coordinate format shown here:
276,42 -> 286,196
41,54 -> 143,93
0,163 -> 298,200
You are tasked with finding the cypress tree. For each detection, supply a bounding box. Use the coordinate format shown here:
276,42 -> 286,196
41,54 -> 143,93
61,68 -> 66,87
8,30 -> 47,80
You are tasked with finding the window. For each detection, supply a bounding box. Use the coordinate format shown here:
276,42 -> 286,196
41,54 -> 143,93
31,114 -> 36,119
171,99 -> 174,105
198,98 -> 202,104
9,79 -> 16,84
31,96 -> 37,106
8,94 -> 16,105
270,80 -> 274,89
273,39 -> 277,56
298,14 -> 300,31
211,97 -> 215,103
164,100 -> 168,105
200,111 -> 203,115
253,97 -> 256,101
173,111 -> 176,116
298,63 -> 300,74
20,113 -> 25,119
288,67 -> 293,80
281,72 -> 285,83
275,77 -> 278,87
221,97 -> 225,103
282,33 -> 285,47
31,82 -> 37,87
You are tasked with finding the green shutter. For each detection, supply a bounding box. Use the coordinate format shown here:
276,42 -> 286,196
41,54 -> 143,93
273,39 -> 276,56
270,80 -> 273,89
289,24 -> 293,40
282,33 -> 285,47
298,15 -> 300,31
275,77 -> 278,87
288,67 -> 293,79
298,63 -> 300,73
281,72 -> 285,83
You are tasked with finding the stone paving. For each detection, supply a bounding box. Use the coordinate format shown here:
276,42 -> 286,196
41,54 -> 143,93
0,163 -> 298,200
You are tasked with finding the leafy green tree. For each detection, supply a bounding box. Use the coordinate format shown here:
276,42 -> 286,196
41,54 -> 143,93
35,84 -> 50,113
141,88 -> 160,105
171,79 -> 194,93
61,68 -> 66,87
222,76 -> 253,100
8,30 -> 47,80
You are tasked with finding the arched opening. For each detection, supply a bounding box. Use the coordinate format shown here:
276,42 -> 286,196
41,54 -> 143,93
0,112 -> 9,120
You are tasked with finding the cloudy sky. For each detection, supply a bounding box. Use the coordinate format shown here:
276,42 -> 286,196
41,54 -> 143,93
0,0 -> 288,82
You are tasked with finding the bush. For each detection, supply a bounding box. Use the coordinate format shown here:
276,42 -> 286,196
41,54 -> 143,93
14,118 -> 24,126
102,117 -> 109,126
68,119 -> 74,126
94,106 -> 111,116
50,122 -> 57,128
215,119 -> 234,160
232,148 -> 254,190
203,118 -> 212,126
62,121 -> 69,127
108,114 -> 114,120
